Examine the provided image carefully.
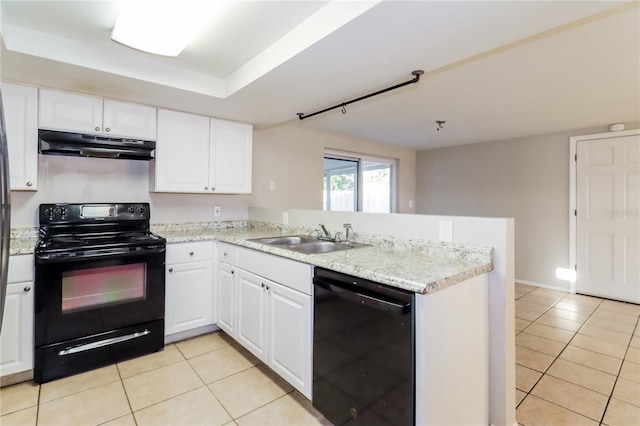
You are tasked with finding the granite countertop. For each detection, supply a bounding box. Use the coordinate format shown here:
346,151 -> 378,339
9,221 -> 493,295
158,222 -> 494,295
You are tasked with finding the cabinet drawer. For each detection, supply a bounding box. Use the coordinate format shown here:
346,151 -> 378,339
217,242 -> 237,265
8,255 -> 34,283
167,241 -> 213,264
237,247 -> 312,295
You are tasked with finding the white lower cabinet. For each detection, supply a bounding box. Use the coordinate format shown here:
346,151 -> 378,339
1,255 -> 34,378
266,279 -> 311,396
165,242 -> 214,338
216,261 -> 236,336
215,242 -> 312,399
236,270 -> 268,361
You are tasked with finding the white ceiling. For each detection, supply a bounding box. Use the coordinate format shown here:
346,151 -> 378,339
1,1 -> 638,150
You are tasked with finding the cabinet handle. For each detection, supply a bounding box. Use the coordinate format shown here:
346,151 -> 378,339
211,187 -> 215,191
204,186 -> 208,190
95,126 -> 100,131
231,269 -> 235,275
168,268 -> 174,272
189,251 -> 194,256
266,285 -> 270,291
223,252 -> 228,257
261,282 -> 265,288
23,286 -> 31,292
26,181 -> 33,187
105,127 -> 111,132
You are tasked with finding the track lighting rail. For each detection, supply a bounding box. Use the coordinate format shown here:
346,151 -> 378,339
296,70 -> 424,120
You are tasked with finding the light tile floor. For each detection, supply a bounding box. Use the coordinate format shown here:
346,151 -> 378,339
1,285 -> 639,425
0,332 -> 331,425
515,283 -> 640,426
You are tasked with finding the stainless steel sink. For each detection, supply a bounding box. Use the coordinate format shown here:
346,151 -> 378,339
255,235 -> 317,245
249,235 -> 368,254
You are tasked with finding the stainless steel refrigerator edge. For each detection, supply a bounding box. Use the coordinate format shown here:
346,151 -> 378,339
0,88 -> 11,333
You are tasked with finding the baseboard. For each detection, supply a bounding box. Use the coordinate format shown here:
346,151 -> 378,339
515,279 -> 569,293
164,324 -> 220,344
1,369 -> 33,387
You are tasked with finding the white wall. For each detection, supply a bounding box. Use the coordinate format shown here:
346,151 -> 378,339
10,155 -> 250,228
249,207 -> 516,426
415,123 -> 640,290
250,124 -> 417,213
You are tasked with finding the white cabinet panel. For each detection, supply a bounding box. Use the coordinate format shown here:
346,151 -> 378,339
102,100 -> 157,140
1,255 -> 34,377
165,241 -> 214,337
39,89 -> 102,134
153,109 -> 210,193
268,281 -> 311,399
236,270 -> 268,362
165,261 -> 213,335
216,261 -> 236,336
1,82 -> 38,190
210,118 -> 252,194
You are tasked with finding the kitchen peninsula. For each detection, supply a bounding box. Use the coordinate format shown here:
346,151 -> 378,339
156,219 -> 494,425
6,212 -> 509,425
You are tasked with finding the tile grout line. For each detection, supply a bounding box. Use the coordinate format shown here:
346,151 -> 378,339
517,288 -> 640,424
597,313 -> 640,425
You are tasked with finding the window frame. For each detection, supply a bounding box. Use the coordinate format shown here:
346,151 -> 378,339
323,150 -> 397,213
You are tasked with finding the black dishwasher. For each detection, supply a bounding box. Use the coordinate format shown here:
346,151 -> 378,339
313,267 -> 415,426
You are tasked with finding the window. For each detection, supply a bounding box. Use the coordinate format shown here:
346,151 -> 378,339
323,152 -> 396,213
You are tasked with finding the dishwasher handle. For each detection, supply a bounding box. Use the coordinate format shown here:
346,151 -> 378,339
314,278 -> 411,315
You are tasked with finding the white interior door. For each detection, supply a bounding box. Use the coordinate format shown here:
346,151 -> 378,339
576,134 -> 639,303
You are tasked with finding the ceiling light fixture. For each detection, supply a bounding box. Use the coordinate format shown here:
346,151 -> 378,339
111,0 -> 226,57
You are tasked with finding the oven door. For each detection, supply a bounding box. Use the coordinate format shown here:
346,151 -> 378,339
35,245 -> 165,347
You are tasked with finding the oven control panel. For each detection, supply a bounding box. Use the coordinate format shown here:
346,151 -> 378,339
39,203 -> 151,223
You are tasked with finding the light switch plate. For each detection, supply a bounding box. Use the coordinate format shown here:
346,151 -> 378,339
439,220 -> 453,242
214,206 -> 221,217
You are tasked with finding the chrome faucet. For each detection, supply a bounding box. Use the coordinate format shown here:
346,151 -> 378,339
343,223 -> 353,244
319,223 -> 331,239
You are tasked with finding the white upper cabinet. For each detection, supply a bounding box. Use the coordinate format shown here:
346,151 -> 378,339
153,109 -> 252,194
153,109 -> 210,193
210,118 -> 252,194
1,82 -> 38,190
38,89 -> 157,140
102,99 -> 157,140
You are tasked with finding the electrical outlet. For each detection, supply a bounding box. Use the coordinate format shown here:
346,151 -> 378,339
269,180 -> 276,191
214,206 -> 221,217
439,220 -> 453,242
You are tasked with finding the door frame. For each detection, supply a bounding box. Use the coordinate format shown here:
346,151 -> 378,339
569,128 -> 640,294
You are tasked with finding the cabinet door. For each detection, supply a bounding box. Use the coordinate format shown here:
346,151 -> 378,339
1,83 -> 38,190
38,89 -> 103,134
103,100 -> 157,140
0,282 -> 34,377
154,109 -> 210,193
216,261 -> 236,337
236,270 -> 268,362
209,118 -> 252,194
165,260 -> 214,336
268,281 -> 312,399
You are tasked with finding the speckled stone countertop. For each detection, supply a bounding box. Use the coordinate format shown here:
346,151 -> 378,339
9,221 -> 493,294
155,221 -> 494,295
9,228 -> 39,256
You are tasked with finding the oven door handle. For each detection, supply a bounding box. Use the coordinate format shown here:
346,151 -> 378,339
36,245 -> 166,263
314,278 -> 411,315
57,329 -> 151,356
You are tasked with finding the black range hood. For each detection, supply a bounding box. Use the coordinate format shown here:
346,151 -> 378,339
38,130 -> 156,161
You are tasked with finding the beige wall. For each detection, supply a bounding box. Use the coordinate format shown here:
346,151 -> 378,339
415,123 -> 640,289
250,124 -> 417,213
